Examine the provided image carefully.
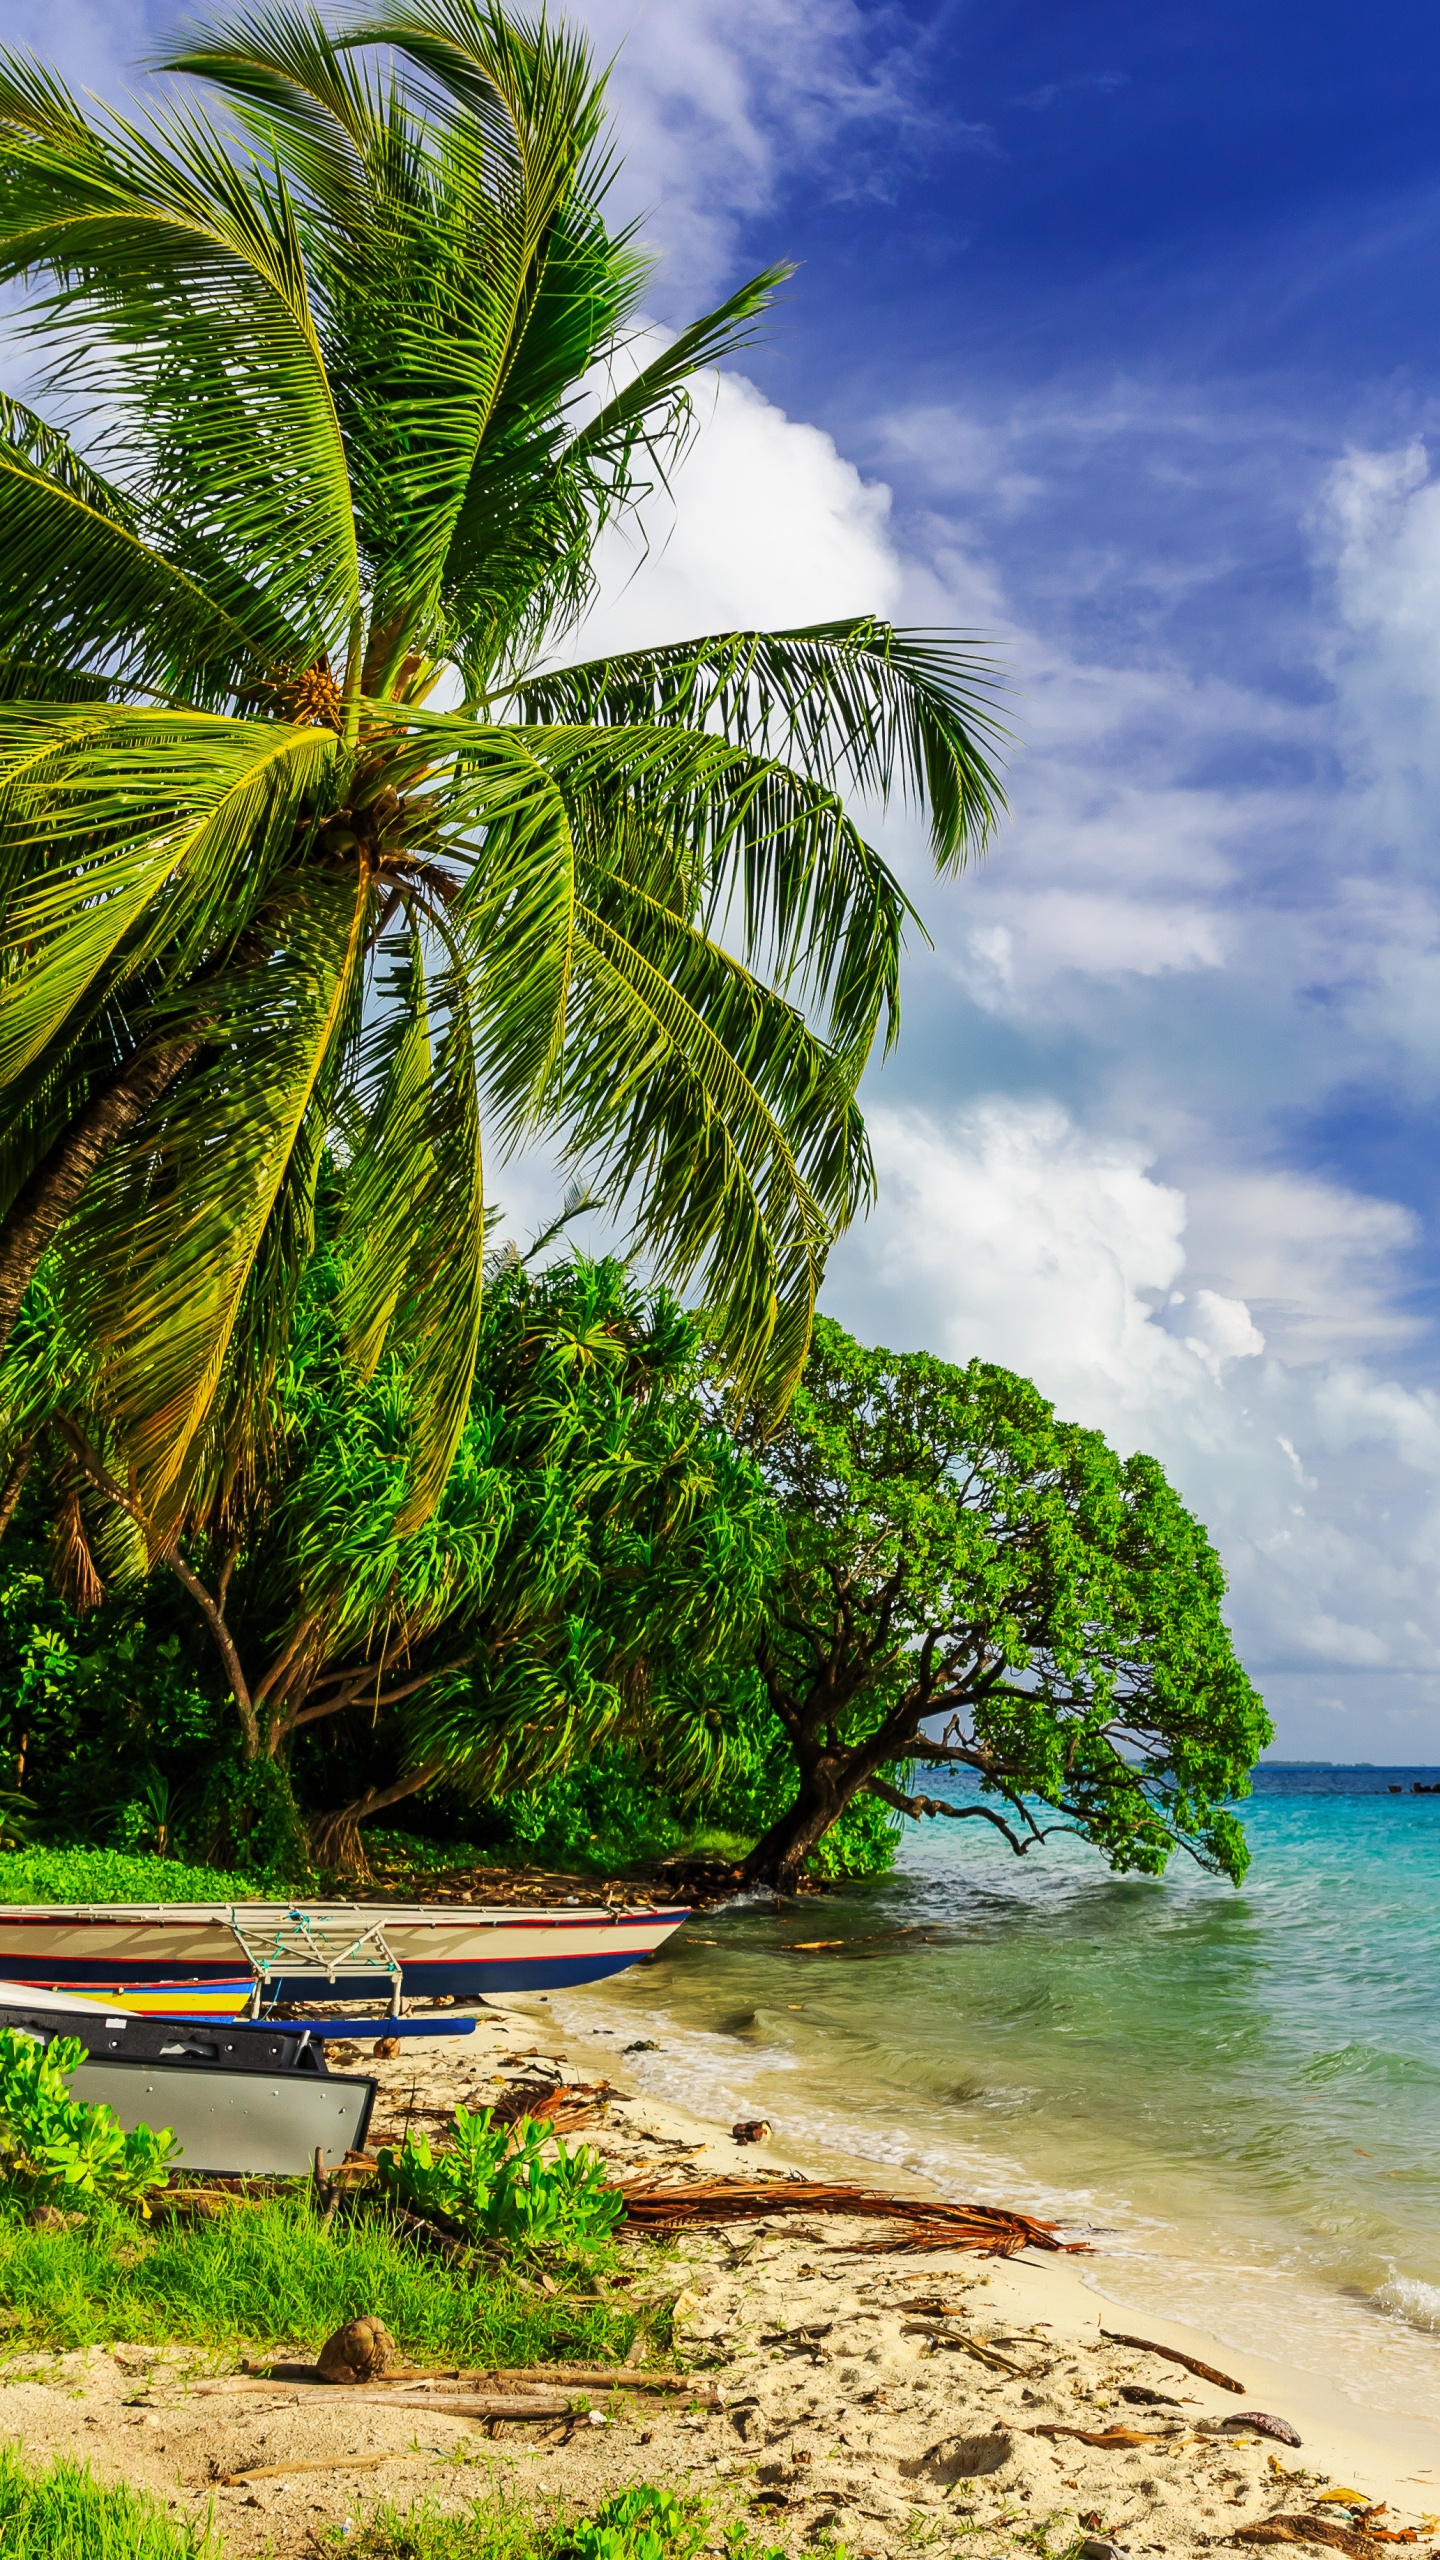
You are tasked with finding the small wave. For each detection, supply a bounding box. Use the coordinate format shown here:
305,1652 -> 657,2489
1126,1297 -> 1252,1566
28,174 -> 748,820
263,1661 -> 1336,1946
1373,2275 -> 1440,2331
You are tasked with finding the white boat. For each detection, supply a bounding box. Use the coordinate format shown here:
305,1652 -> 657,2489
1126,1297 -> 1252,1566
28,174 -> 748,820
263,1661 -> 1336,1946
0,1897 -> 690,2011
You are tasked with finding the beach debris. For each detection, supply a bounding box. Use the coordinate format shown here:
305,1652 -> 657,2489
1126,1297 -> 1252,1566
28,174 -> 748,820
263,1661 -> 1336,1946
1119,2384 -> 1182,2406
220,2452 -> 425,2486
213,2364 -> 718,2401
1032,2425 -> 1162,2449
1230,2520 -> 1386,2554
318,2318 -> 396,2384
732,2120 -> 772,2144
611,2174 -> 1084,2256
1077,2542 -> 1131,2560
372,2036 -> 402,2059
624,2040 -> 660,2053
1100,2328 -> 1246,2392
899,2429 -> 1013,2482
1223,2412 -> 1303,2446
488,2077 -> 608,2134
906,2322 -> 1037,2378
784,1941 -> 844,1953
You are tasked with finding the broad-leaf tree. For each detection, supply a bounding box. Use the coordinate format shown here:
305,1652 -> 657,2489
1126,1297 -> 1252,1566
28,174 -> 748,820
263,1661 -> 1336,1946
729,1319 -> 1270,1889
0,0 -> 1005,1567
7,1242 -> 774,1871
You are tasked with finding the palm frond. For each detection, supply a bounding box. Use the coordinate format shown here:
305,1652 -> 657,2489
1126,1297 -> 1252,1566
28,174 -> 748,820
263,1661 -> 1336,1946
332,913 -> 486,1528
0,706 -> 338,1090
51,869 -> 372,1546
508,618 -> 1009,870
0,410 -> 295,705
0,56 -> 361,667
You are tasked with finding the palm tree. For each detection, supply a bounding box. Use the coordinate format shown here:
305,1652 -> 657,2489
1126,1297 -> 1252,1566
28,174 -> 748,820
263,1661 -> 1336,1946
0,0 -> 1005,1565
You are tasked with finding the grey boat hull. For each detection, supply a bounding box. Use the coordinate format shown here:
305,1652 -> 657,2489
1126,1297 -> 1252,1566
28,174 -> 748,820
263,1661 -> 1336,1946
71,2056 -> 375,2177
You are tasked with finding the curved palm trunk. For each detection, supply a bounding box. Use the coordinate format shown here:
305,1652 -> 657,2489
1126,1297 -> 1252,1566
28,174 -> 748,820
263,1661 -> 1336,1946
0,1038 -> 199,1362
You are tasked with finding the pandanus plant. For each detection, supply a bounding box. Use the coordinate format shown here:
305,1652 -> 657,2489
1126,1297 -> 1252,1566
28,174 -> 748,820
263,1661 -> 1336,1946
0,0 -> 1005,1580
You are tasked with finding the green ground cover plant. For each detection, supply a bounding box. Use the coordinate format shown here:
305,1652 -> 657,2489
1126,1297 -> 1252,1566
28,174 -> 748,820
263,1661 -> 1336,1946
0,1845 -> 248,1904
327,2487 -> 782,2560
0,2193 -> 635,2361
0,2028 -> 177,2209
0,2447 -> 216,2560
377,2109 -> 623,2256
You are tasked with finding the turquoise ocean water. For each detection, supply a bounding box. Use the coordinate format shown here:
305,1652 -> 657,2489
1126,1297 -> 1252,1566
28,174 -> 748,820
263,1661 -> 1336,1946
556,1767 -> 1440,2426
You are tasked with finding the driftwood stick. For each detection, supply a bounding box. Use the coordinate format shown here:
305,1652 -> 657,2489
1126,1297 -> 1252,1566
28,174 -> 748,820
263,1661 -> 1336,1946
205,2366 -> 717,2402
1099,2330 -> 1246,2394
220,2451 -> 428,2485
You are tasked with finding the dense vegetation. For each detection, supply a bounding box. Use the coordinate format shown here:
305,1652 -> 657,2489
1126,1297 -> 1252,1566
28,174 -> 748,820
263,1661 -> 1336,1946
0,1249 -> 1266,1889
0,3 -> 1265,1896
0,0 -> 1003,1608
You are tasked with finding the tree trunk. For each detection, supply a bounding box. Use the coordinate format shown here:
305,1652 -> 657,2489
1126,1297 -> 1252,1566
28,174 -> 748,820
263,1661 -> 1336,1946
740,1767 -> 852,1891
308,1762 -> 444,1881
0,1038 -> 200,1361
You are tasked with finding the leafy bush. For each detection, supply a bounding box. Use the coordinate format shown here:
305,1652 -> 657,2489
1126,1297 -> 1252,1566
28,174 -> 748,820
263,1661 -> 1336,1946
0,2447 -> 216,2560
378,2106 -> 623,2255
0,1844 -> 248,1905
0,2028 -> 178,2209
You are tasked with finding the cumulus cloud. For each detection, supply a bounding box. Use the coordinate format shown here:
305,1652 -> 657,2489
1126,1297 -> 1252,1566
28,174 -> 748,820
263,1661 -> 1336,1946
823,1099 -> 1440,1745
568,0 -> 931,302
553,351 -> 1440,1749
571,364 -> 903,656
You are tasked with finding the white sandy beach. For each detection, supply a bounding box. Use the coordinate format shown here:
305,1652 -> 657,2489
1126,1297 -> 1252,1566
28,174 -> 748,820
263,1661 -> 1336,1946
1,1990 -> 1433,2557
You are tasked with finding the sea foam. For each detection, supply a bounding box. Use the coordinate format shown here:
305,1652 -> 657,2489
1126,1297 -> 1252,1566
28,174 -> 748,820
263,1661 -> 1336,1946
1374,2275 -> 1440,2332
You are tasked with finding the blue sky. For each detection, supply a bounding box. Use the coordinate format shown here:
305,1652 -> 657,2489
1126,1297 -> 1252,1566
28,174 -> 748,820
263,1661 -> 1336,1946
13,0 -> 1440,1756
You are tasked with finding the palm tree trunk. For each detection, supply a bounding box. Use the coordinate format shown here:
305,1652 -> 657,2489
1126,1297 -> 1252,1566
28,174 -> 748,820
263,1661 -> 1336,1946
0,1038 -> 199,1361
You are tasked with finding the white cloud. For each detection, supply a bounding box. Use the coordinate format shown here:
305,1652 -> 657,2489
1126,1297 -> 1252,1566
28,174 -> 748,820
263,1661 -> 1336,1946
822,1098 -> 1440,1745
572,365 -> 902,656
1181,1288 -> 1265,1376
569,0 -> 925,301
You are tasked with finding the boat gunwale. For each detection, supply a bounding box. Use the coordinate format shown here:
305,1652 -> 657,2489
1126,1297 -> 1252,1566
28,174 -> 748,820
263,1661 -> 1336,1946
0,1900 -> 689,1928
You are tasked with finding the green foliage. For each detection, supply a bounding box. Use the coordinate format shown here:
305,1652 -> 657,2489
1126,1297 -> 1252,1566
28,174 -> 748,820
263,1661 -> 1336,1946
802,1790 -> 903,1880
377,2107 -> 622,2257
325,2486 -> 715,2560
0,1846 -> 247,1904
0,0 -> 1006,1583
743,1316 -> 1271,1885
0,2448 -> 216,2560
0,2190 -> 635,2361
197,1751 -> 313,1886
564,2488 -> 708,2560
0,1787 -> 33,1850
0,2028 -> 178,2209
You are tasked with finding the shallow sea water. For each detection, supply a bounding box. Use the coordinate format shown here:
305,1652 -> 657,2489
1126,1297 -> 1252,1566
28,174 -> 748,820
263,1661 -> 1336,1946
555,1766 -> 1440,2426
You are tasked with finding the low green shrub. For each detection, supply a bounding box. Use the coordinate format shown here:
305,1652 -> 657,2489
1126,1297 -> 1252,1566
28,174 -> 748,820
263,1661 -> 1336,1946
0,2028 -> 178,2209
0,2447 -> 215,2558
564,2487 -> 708,2560
328,2489 -> 793,2560
0,2190 -> 635,2361
325,2486 -> 716,2560
377,2107 -> 623,2256
0,1844 -> 248,1905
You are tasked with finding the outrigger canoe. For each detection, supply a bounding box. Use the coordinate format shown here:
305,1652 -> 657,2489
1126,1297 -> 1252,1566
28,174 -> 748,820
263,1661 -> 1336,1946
0,1897 -> 690,2014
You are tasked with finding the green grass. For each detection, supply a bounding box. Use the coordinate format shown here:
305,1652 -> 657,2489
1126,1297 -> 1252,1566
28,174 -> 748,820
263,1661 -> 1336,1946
323,2486 -> 744,2560
0,2446 -> 216,2558
0,2196 -> 637,2362
0,1846 -> 249,1905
